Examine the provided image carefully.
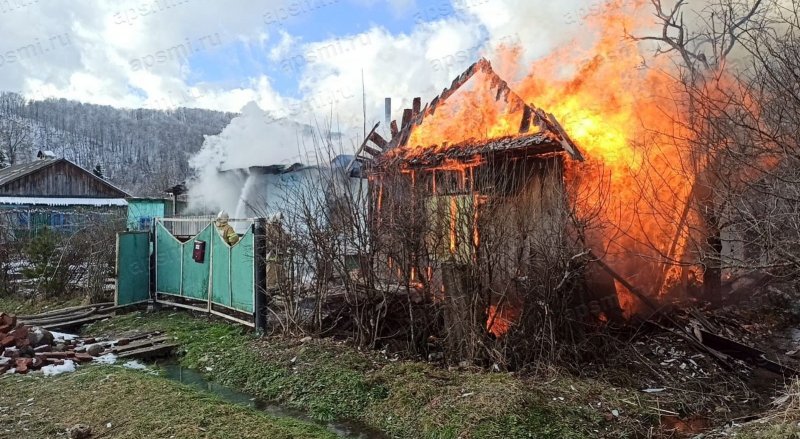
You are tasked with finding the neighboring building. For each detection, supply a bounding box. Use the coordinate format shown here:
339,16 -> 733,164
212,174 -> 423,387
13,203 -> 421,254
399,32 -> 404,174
0,155 -> 130,237
126,198 -> 178,231
164,182 -> 188,217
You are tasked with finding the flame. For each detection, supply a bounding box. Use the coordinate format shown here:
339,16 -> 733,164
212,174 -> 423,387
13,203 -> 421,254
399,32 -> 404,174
508,3 -> 693,310
486,305 -> 512,338
613,280 -> 636,319
407,70 -> 524,149
487,298 -> 523,337
403,0 -> 766,316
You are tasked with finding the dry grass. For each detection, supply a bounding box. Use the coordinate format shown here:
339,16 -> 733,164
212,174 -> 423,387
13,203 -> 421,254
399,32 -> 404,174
0,294 -> 83,316
695,379 -> 800,438
0,365 -> 335,439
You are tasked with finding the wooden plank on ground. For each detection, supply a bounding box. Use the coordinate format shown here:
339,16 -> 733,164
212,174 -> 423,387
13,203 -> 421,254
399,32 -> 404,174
116,343 -> 179,359
40,314 -> 114,331
122,332 -> 164,344
111,336 -> 172,354
17,302 -> 114,320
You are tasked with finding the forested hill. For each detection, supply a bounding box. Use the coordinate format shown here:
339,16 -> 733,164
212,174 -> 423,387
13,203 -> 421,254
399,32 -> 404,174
0,92 -> 236,196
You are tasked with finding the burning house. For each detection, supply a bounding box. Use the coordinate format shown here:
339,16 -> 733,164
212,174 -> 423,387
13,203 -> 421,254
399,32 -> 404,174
351,59 -> 623,354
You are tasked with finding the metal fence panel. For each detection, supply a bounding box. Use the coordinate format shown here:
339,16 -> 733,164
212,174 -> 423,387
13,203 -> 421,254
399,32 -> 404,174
182,224 -> 212,300
210,228 -> 232,308
156,222 -> 182,295
116,232 -> 150,306
231,227 -> 255,313
151,218 -> 259,326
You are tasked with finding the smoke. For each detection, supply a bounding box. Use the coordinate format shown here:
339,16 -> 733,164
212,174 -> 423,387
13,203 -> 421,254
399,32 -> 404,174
186,101 -> 326,215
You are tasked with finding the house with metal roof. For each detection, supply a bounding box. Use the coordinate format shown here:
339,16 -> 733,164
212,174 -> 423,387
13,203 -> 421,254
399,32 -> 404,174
0,154 -> 130,237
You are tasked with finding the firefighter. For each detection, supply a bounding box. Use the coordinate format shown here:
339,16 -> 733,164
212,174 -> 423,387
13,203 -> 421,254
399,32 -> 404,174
215,211 -> 240,245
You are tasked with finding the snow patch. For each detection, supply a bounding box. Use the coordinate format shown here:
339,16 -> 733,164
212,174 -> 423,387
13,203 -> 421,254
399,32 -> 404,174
94,353 -> 117,365
0,197 -> 128,207
50,331 -> 77,341
41,360 -> 76,376
122,360 -> 148,371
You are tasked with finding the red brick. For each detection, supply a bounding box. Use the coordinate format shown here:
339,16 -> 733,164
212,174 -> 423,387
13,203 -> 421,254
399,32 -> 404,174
15,357 -> 31,373
44,352 -> 69,359
74,353 -> 94,363
0,313 -> 15,328
9,326 -> 28,341
117,339 -> 130,346
0,336 -> 14,348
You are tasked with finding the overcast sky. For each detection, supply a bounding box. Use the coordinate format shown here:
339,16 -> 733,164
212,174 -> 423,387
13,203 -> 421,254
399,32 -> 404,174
0,0 -> 614,133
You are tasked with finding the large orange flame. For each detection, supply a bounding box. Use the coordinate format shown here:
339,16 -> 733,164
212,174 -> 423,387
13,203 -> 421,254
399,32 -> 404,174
407,69 -> 525,149
513,0 -> 697,309
401,0 -> 759,317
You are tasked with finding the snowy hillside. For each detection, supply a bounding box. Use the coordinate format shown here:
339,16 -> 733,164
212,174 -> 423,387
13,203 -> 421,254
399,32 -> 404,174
0,92 -> 235,196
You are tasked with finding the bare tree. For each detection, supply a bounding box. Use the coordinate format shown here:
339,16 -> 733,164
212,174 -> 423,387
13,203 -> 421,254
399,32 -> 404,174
637,0 -> 766,77
628,0 -> 770,297
0,116 -> 32,165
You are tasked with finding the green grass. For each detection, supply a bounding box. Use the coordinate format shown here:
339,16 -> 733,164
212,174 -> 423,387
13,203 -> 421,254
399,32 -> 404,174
86,310 -> 657,438
88,312 -> 387,422
0,365 -> 336,439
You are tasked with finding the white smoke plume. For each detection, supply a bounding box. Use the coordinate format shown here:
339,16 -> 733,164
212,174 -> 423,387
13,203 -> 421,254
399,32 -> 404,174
187,101 -> 332,215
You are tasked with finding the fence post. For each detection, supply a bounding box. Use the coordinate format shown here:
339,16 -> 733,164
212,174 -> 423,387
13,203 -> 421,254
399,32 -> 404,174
150,219 -> 157,300
254,218 -> 268,332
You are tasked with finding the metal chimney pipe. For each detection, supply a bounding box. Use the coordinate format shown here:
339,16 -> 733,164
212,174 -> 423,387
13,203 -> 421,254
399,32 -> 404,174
384,97 -> 392,127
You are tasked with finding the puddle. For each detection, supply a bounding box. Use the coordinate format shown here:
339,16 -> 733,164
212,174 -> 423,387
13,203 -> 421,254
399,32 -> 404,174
159,362 -> 384,439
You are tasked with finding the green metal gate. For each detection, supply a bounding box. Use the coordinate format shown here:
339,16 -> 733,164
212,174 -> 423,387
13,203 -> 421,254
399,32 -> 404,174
115,218 -> 266,327
153,218 -> 265,327
115,231 -> 151,307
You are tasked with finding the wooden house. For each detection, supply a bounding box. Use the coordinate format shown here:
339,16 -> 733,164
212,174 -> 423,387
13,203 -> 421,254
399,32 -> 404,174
355,59 -> 621,349
0,155 -> 130,237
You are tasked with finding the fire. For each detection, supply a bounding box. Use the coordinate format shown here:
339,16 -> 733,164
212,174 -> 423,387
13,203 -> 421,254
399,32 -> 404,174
487,304 -> 519,338
407,69 -> 525,149
613,280 -> 637,319
514,1 -> 730,309
400,0 -> 756,315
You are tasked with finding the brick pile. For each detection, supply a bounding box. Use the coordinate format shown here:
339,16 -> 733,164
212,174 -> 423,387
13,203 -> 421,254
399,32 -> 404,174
0,313 -> 97,374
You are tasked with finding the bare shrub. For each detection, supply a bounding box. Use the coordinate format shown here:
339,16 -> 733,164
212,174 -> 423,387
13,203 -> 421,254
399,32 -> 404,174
1,210 -> 122,301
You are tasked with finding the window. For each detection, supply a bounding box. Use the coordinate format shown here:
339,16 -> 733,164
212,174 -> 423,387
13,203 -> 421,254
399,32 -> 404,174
139,216 -> 153,231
